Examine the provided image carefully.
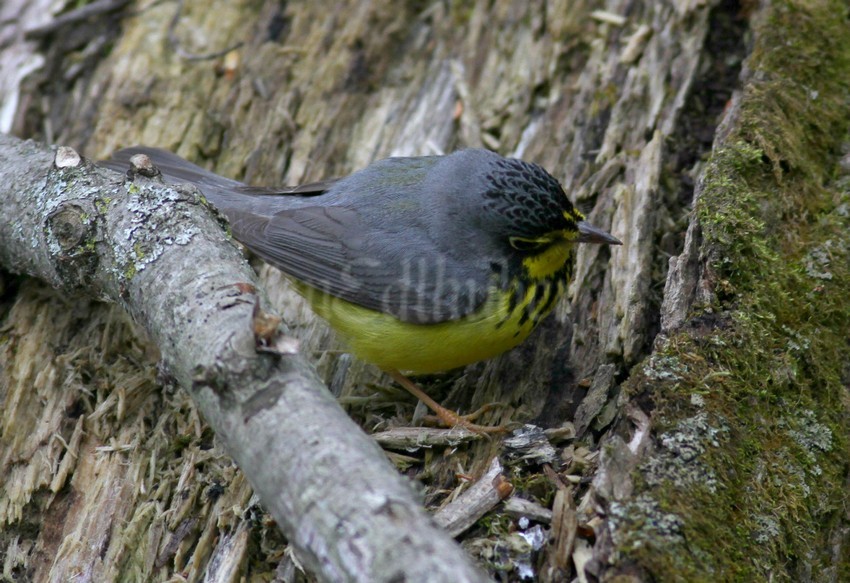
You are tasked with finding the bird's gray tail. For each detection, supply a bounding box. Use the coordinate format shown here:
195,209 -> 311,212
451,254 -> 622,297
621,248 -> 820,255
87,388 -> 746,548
99,147 -> 249,206
100,147 -> 335,216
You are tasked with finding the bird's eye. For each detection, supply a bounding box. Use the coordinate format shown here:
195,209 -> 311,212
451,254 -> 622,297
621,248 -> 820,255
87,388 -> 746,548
509,237 -> 547,252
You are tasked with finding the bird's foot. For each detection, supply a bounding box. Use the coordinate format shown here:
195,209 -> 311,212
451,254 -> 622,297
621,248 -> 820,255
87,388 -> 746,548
387,370 -> 508,435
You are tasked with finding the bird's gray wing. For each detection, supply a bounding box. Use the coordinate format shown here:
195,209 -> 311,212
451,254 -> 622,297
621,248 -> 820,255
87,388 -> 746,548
101,147 -> 490,323
228,205 -> 491,324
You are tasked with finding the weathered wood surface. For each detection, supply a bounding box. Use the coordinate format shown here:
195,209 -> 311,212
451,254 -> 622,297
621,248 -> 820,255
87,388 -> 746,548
1,0 -> 848,580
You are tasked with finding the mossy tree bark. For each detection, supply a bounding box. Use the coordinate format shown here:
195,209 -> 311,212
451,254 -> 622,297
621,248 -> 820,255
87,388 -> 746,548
1,0 -> 848,581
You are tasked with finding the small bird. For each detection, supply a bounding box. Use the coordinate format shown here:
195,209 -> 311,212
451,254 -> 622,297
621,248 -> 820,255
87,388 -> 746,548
103,148 -> 620,430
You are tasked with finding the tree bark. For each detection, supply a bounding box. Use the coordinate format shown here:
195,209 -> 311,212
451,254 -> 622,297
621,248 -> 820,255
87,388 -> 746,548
1,0 -> 848,581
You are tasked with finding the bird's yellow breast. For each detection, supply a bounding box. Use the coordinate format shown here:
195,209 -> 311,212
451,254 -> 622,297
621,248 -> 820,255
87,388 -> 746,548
522,238 -> 575,279
298,280 -> 563,374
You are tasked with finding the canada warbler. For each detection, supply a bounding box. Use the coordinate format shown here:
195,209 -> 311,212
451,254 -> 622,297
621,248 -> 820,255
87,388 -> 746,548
103,148 -> 621,429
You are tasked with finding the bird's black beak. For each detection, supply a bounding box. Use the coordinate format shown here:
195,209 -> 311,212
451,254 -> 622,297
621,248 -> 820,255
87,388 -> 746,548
577,221 -> 622,245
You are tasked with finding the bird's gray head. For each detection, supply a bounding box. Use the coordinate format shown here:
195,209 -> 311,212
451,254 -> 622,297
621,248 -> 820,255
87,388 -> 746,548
433,150 -> 584,256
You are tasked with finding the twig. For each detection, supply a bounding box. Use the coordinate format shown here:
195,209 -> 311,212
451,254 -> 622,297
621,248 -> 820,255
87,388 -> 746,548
371,426 -> 483,449
167,0 -> 243,61
433,457 -> 513,538
24,0 -> 132,39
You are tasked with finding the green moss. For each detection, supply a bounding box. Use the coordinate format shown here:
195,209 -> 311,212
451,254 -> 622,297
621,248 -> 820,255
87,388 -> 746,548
478,512 -> 513,536
506,471 -> 556,508
95,197 -> 112,214
169,433 -> 194,455
618,0 -> 850,580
